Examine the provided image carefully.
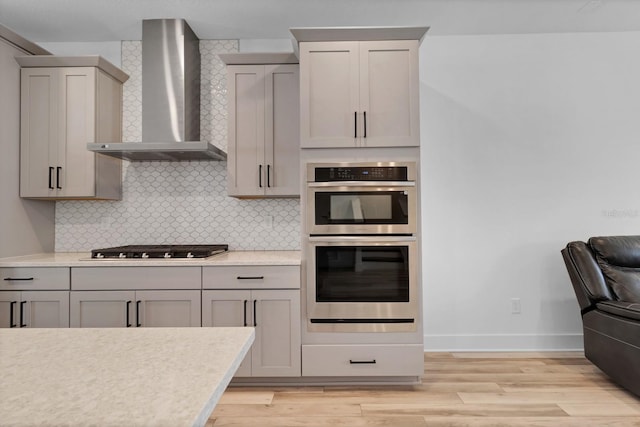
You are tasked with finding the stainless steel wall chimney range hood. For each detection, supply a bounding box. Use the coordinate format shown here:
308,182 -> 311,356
88,19 -> 226,161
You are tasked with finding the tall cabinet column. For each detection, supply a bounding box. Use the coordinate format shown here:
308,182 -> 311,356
0,25 -> 54,258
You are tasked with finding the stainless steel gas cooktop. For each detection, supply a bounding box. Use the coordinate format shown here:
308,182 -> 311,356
90,244 -> 228,259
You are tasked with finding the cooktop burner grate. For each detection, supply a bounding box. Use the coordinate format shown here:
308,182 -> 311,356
91,244 -> 229,259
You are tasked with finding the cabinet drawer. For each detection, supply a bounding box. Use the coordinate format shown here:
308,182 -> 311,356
302,344 -> 424,377
0,267 -> 70,290
203,266 -> 299,289
71,267 -> 201,290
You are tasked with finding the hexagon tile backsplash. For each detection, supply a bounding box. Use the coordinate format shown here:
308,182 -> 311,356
55,40 -> 301,252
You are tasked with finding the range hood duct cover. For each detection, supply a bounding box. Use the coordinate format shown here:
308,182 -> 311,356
88,19 -> 226,161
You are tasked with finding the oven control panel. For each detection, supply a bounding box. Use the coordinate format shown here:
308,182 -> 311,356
314,166 -> 409,182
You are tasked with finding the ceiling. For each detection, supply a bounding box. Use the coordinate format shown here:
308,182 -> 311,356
1,0 -> 640,42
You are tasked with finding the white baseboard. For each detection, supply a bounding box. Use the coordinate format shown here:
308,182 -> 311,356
424,333 -> 584,352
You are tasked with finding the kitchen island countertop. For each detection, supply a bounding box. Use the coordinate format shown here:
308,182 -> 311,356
0,250 -> 300,267
0,327 -> 254,426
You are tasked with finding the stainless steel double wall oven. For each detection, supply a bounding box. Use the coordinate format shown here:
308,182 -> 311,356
305,162 -> 419,332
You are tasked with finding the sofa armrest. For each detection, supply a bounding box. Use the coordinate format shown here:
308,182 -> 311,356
562,241 -> 612,312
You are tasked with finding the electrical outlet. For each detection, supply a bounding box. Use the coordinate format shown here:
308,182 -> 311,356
264,215 -> 274,229
511,298 -> 521,314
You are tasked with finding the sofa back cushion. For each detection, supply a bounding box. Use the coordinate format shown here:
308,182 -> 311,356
589,236 -> 640,303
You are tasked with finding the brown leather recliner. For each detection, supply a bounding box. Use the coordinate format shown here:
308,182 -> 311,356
562,236 -> 640,397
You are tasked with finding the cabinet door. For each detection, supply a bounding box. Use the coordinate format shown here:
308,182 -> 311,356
227,65 -> 266,196
70,290 -> 135,327
19,66 -> 121,200
202,290 -> 252,377
57,67 -> 97,197
136,290 -> 201,327
251,289 -> 301,377
20,291 -> 69,328
264,64 -> 300,197
299,41 -> 360,148
20,68 -> 57,197
359,40 -> 420,147
0,291 -> 21,328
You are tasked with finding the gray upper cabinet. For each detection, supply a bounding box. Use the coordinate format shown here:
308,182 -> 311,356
299,40 -> 420,148
223,55 -> 300,198
17,56 -> 128,200
291,27 -> 428,148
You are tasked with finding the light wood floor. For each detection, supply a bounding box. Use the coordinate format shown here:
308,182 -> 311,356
208,352 -> 640,426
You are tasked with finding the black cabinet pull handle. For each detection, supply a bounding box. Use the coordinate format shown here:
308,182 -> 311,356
20,301 -> 26,327
126,300 -> 132,327
253,300 -> 257,327
237,276 -> 264,280
354,111 -> 357,138
363,111 -> 367,138
9,301 -> 17,328
56,167 -> 62,189
349,359 -> 377,364
4,277 -> 34,281
259,165 -> 263,188
243,300 -> 248,327
48,167 -> 54,189
267,165 -> 271,188
136,300 -> 141,327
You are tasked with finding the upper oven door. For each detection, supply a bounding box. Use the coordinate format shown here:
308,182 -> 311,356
307,182 -> 416,235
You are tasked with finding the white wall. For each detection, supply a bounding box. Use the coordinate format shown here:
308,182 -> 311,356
36,41 -> 121,66
420,31 -> 640,350
240,38 -> 293,52
37,38 -> 296,63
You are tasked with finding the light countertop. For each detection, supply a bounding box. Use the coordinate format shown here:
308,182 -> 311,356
0,327 -> 255,426
0,250 -> 301,267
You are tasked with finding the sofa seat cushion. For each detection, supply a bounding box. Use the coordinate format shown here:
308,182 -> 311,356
596,300 -> 640,321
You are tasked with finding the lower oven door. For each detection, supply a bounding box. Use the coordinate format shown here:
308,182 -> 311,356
307,236 -> 418,332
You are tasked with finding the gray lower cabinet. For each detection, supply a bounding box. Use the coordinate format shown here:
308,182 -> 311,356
70,267 -> 201,328
0,267 -> 70,328
70,290 -> 201,328
0,290 -> 69,328
202,266 -> 301,377
302,344 -> 425,377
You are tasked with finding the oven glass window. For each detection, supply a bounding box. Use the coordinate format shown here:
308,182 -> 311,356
315,191 -> 408,225
315,246 -> 409,302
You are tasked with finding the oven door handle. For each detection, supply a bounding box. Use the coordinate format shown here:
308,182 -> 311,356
307,181 -> 414,188
308,235 -> 416,243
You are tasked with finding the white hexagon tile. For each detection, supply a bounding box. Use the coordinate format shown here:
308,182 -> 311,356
55,40 -> 301,252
